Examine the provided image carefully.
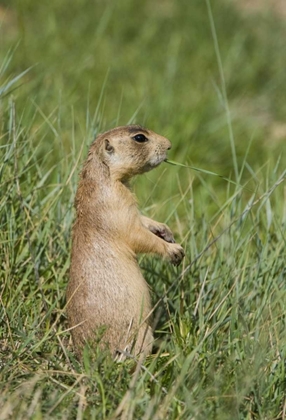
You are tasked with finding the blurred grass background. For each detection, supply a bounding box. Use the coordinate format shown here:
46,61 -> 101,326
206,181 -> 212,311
0,0 -> 286,418
2,0 -> 286,169
1,0 -> 286,219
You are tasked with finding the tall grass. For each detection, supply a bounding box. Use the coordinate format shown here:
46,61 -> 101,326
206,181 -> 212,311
1,0 -> 286,418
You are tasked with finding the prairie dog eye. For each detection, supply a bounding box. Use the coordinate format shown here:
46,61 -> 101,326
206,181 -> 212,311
133,134 -> 148,143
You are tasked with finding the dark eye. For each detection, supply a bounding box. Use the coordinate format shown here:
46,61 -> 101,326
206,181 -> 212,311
133,134 -> 148,143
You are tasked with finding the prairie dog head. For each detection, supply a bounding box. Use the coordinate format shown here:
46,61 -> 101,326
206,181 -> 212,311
91,125 -> 171,181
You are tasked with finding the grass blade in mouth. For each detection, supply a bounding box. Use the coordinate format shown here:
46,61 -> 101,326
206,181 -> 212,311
165,159 -> 241,188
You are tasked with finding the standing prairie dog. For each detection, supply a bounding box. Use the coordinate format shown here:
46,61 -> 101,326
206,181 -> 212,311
66,125 -> 184,360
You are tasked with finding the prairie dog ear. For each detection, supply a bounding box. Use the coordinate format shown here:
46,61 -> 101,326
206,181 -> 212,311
105,139 -> 114,154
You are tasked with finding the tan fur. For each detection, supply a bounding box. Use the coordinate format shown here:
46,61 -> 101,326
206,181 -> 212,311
66,125 -> 184,360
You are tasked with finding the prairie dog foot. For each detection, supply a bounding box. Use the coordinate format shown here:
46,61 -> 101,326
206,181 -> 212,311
141,217 -> 175,243
149,223 -> 175,243
166,243 -> 185,266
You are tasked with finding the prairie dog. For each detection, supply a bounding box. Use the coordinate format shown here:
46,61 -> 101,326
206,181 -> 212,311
66,125 -> 184,360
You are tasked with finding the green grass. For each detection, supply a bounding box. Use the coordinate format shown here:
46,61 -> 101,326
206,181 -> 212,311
1,0 -> 286,418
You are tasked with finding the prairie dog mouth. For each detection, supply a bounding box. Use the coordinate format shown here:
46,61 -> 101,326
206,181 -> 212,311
149,153 -> 167,167
142,154 -> 166,173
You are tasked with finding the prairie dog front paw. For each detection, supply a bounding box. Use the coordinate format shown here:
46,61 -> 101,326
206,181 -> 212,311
149,223 -> 175,243
167,243 -> 185,266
